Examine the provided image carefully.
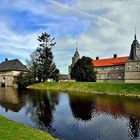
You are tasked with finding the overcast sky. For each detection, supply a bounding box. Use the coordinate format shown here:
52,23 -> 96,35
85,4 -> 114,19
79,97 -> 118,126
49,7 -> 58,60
0,0 -> 140,74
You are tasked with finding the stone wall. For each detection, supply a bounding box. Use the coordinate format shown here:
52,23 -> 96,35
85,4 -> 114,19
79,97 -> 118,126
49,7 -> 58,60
0,71 -> 20,87
125,60 -> 140,83
95,65 -> 125,82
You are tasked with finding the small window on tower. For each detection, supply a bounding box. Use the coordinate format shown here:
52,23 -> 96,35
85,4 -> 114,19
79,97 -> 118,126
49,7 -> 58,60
136,62 -> 139,68
127,66 -> 131,69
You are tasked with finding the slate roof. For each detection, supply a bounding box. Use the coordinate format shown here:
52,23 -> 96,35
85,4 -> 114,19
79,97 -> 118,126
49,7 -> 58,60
0,59 -> 28,72
92,56 -> 128,67
74,49 -> 80,58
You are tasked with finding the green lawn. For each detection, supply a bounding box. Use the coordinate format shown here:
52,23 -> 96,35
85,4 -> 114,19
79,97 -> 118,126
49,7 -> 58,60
0,115 -> 56,140
28,82 -> 140,96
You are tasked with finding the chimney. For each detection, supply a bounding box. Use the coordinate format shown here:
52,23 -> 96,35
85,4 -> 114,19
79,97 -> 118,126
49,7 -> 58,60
5,58 -> 8,61
114,54 -> 117,59
96,56 -> 99,60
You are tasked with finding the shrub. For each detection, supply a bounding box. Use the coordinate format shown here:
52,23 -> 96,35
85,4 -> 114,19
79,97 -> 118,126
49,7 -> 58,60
14,72 -> 37,89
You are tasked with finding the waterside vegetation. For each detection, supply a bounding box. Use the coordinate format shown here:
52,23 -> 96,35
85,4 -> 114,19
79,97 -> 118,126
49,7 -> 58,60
28,82 -> 140,97
0,115 -> 56,140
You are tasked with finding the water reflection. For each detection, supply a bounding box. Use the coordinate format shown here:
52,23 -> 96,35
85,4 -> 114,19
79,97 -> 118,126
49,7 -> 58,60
128,116 -> 140,140
94,95 -> 140,140
21,90 -> 59,134
94,95 -> 126,117
69,94 -> 140,140
0,88 -> 140,140
69,95 -> 94,121
0,87 -> 24,112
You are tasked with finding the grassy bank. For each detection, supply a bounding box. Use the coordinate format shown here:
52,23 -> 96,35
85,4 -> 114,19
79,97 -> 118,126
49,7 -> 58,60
28,82 -> 140,96
0,115 -> 56,140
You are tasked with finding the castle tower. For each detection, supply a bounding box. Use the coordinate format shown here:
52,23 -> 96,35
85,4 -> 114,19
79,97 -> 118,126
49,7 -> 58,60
68,48 -> 80,76
129,34 -> 140,60
72,47 -> 80,66
125,33 -> 140,83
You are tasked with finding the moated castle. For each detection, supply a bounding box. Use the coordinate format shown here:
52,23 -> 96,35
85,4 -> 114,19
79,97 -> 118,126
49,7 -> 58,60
69,34 -> 140,83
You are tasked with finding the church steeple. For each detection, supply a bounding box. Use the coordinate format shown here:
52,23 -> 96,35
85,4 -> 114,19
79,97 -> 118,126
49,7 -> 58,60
134,27 -> 137,40
134,34 -> 137,40
68,47 -> 80,76
74,47 -> 80,57
73,47 -> 80,64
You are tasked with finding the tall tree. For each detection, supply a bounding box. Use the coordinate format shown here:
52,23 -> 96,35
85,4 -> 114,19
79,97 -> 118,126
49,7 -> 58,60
28,32 -> 59,82
70,56 -> 96,82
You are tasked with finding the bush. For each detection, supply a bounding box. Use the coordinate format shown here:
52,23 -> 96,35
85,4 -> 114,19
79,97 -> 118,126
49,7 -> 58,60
15,72 -> 37,89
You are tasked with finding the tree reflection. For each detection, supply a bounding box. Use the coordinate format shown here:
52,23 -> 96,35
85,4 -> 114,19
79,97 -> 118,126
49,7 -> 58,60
128,115 -> 140,140
69,95 -> 94,121
24,90 -> 59,134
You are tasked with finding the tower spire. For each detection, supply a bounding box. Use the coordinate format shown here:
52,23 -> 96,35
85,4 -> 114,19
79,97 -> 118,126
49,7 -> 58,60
134,27 -> 137,40
76,42 -> 78,51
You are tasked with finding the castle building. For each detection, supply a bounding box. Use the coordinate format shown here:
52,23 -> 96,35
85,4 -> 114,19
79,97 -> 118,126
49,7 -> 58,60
69,34 -> 140,83
0,59 -> 28,87
93,34 -> 140,83
92,55 -> 128,82
125,35 -> 140,83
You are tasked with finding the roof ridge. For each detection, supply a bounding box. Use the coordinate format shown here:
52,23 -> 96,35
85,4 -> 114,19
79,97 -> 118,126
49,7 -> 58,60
0,59 -> 19,63
93,56 -> 128,61
7,59 -> 19,61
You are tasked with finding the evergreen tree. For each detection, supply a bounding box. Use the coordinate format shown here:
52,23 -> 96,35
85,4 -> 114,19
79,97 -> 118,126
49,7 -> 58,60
28,32 -> 59,82
70,56 -> 96,82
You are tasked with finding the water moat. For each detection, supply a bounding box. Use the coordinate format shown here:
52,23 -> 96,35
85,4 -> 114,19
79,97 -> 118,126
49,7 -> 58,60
0,87 -> 140,140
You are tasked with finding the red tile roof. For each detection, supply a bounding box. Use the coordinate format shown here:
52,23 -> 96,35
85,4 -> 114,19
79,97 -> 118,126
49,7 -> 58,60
92,56 -> 128,67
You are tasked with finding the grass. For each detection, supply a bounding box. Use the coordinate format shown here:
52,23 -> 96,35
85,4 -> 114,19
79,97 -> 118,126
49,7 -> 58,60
0,115 -> 56,140
28,82 -> 140,96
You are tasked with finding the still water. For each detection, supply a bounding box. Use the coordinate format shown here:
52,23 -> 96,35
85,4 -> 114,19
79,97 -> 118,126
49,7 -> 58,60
0,87 -> 140,140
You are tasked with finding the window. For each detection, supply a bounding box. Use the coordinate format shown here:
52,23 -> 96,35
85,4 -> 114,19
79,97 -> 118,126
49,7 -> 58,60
127,66 -> 130,69
136,62 -> 139,68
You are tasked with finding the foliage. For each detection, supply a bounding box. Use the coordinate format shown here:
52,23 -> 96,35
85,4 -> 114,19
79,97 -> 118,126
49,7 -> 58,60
70,56 -> 96,81
15,72 -> 37,89
0,115 -> 56,140
27,32 -> 60,82
51,69 -> 60,82
16,32 -> 60,88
